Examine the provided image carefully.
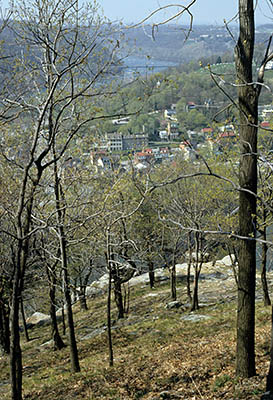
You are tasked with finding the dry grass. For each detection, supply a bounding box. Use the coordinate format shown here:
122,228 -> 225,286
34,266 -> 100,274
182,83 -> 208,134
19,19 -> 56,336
0,273 -> 272,400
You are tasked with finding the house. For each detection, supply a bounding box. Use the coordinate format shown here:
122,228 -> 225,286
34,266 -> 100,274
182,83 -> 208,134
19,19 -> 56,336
134,151 -> 154,165
260,121 -> 270,129
90,151 -> 120,171
218,131 -> 236,139
97,133 -> 149,152
261,109 -> 273,120
122,134 -> 149,151
187,102 -> 196,111
164,109 -> 177,121
201,127 -> 214,135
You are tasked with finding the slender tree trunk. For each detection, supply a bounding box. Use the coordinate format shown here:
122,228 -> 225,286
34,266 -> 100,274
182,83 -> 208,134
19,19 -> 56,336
187,232 -> 192,302
148,261 -> 155,289
113,272 -> 124,319
170,264 -> 177,301
191,232 -> 201,311
20,297 -> 29,342
0,294 -> 10,354
266,306 -> 273,392
48,276 -> 65,350
53,146 -> 80,372
123,283 -> 130,314
191,268 -> 200,311
62,260 -> 80,372
106,248 -> 114,367
10,245 -> 24,400
62,306 -> 66,336
78,288 -> 88,311
260,217 -> 271,306
235,0 -> 257,378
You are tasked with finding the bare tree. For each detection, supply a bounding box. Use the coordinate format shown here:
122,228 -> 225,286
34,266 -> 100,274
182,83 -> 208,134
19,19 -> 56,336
0,0 -> 125,397
235,0 -> 272,378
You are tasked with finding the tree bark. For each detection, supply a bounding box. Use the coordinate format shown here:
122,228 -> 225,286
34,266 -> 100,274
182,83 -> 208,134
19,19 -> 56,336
106,247 -> 114,367
148,261 -> 155,289
0,286 -> 10,354
187,232 -> 192,302
53,153 -> 80,372
113,267 -> 124,319
170,264 -> 177,301
235,0 -> 257,378
266,306 -> 273,392
78,288 -> 88,311
47,270 -> 66,350
20,297 -> 29,342
10,243 -> 24,400
260,212 -> 271,306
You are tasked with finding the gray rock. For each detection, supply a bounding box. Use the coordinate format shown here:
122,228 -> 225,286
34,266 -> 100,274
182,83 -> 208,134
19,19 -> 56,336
181,314 -> 211,322
40,339 -> 53,348
261,392 -> 273,400
159,391 -> 181,399
166,301 -> 183,309
81,326 -> 106,341
218,254 -> 236,266
26,312 -> 51,327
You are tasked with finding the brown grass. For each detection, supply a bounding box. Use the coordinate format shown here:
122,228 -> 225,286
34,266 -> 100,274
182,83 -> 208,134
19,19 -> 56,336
0,273 -> 271,400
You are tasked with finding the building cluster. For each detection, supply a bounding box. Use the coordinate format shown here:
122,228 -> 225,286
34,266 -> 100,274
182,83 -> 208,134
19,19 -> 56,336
89,103 -> 272,173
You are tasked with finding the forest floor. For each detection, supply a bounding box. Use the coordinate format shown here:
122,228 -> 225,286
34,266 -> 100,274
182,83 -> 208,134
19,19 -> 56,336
0,264 -> 273,399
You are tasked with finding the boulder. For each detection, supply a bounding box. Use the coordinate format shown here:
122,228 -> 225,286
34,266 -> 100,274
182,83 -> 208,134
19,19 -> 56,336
261,392 -> 273,400
181,314 -> 211,322
218,254 -> 236,267
26,312 -> 51,327
165,301 -> 183,309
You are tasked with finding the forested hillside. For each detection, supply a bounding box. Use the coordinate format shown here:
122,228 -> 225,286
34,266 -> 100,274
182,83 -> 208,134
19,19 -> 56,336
0,1 -> 272,400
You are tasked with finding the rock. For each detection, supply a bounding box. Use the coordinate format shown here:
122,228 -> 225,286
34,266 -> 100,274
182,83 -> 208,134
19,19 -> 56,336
175,263 -> 188,273
144,293 -> 159,298
26,312 -> 51,327
85,286 -> 104,297
261,392 -> 273,400
81,326 -> 106,341
218,254 -> 236,267
185,251 -> 210,262
165,301 -> 183,309
40,339 -> 53,348
159,391 -> 182,399
181,314 -> 211,322
201,271 -> 229,280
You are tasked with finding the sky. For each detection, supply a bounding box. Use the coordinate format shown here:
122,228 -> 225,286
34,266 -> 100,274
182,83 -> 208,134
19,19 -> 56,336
0,0 -> 271,25
97,0 -> 271,25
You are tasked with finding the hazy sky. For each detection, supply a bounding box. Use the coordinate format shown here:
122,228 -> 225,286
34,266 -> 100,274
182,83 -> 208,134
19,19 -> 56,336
97,0 -> 271,25
0,0 -> 271,25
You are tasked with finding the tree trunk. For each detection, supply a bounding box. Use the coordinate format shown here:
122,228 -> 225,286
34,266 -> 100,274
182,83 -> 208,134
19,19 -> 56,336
235,0 -> 257,378
123,283 -> 130,314
187,232 -> 192,302
266,306 -> 273,392
148,261 -> 155,289
59,232 -> 80,372
260,217 -> 271,306
113,273 -> 124,319
107,253 -> 114,367
9,247 -> 23,400
62,306 -> 66,336
170,264 -> 177,301
0,294 -> 10,354
191,268 -> 200,311
53,148 -> 80,372
20,297 -> 29,342
48,277 -> 65,350
78,288 -> 88,311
